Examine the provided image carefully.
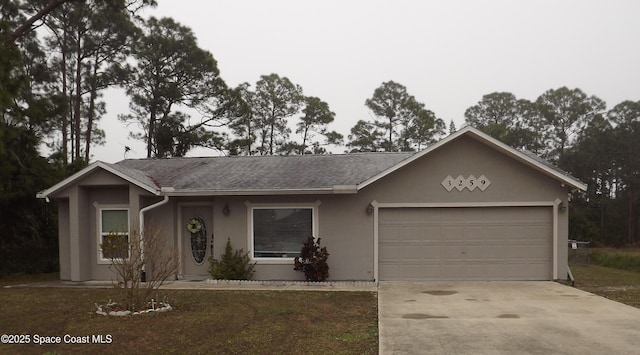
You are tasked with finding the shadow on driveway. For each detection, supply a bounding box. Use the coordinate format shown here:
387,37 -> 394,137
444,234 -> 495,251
379,281 -> 640,354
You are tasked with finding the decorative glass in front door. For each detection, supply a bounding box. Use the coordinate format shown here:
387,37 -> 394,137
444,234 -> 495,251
186,216 -> 207,265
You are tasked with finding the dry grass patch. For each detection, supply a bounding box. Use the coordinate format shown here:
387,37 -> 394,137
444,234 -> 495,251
570,262 -> 640,308
0,272 -> 59,287
0,282 -> 377,354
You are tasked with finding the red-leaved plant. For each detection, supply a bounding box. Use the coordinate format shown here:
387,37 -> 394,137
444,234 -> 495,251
294,236 -> 329,282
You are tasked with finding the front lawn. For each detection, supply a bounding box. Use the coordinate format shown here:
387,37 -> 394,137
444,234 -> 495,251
570,248 -> 640,309
0,279 -> 377,354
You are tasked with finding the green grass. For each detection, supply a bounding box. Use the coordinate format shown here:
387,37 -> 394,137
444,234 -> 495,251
10,248 -> 636,354
591,248 -> 640,273
570,248 -> 640,309
570,263 -> 640,308
0,279 -> 378,355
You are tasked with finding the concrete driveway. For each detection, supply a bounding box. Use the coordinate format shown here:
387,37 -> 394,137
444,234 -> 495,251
379,281 -> 640,354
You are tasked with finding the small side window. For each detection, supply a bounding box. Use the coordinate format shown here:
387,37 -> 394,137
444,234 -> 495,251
99,209 -> 129,261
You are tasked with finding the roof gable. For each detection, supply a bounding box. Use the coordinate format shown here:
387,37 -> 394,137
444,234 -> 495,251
36,161 -> 160,199
357,126 -> 587,191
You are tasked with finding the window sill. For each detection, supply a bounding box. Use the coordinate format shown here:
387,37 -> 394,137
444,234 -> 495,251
252,258 -> 296,265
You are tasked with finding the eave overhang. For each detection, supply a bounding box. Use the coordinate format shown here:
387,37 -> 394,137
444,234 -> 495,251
36,161 -> 160,199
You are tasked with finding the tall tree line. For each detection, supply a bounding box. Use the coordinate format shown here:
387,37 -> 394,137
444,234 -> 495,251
464,88 -> 640,245
1,0 -> 72,273
347,81 -> 446,152
40,0 -> 143,163
118,19 -> 344,157
6,0 -> 155,165
0,0 -> 155,273
3,0 -> 348,161
227,73 -> 343,156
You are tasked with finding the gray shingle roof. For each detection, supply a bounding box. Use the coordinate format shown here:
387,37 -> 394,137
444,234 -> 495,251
106,161 -> 160,189
519,150 -> 583,186
115,153 -> 414,193
36,126 -> 586,199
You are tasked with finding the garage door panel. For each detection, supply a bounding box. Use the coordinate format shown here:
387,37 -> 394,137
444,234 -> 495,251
518,227 -> 549,240
379,207 -> 552,281
504,244 -> 530,258
444,225 -> 462,239
462,224 -> 491,239
483,245 -> 507,258
380,262 -> 443,280
440,245 -> 464,258
380,225 -> 441,241
465,244 -> 490,258
514,245 -> 549,259
441,262 -> 485,279
383,245 -> 427,259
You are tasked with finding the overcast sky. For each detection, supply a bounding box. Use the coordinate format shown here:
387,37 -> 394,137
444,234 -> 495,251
92,0 -> 640,162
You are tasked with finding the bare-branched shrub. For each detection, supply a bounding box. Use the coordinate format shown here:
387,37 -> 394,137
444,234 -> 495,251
101,225 -> 180,312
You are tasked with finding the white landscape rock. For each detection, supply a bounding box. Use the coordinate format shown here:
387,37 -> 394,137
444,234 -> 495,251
95,301 -> 172,316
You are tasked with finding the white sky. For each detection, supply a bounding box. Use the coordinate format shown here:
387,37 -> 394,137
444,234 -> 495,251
92,0 -> 640,162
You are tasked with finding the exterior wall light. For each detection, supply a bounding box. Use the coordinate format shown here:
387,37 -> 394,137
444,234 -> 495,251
366,203 -> 374,216
223,203 -> 230,216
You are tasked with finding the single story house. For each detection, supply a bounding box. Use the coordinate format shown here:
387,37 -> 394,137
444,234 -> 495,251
37,126 -> 586,282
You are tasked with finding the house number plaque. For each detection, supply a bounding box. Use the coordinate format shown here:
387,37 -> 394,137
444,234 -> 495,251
441,175 -> 491,192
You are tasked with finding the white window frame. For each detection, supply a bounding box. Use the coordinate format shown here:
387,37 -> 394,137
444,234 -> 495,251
97,206 -> 130,264
246,201 -> 320,264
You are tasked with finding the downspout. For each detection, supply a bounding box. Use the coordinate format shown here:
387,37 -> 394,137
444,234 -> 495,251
139,195 -> 170,282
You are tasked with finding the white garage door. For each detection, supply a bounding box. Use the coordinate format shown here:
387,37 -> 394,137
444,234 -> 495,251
379,207 -> 552,281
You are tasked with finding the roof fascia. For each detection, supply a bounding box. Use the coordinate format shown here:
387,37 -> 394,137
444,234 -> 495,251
356,126 -> 587,192
36,161 -> 160,199
160,186 -> 357,197
463,127 -> 587,191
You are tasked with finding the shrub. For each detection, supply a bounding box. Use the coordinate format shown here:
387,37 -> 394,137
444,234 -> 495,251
294,236 -> 329,282
208,238 -> 256,280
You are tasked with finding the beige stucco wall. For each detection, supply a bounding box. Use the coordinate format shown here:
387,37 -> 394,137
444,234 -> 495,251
363,136 -> 568,204
57,199 -> 71,280
52,135 -> 574,281
51,170 -> 158,281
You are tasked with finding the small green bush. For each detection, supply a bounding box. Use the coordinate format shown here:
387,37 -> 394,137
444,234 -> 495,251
294,236 -> 329,282
208,238 -> 256,280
